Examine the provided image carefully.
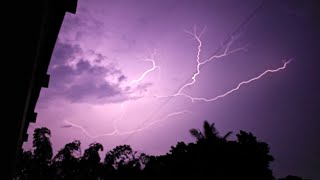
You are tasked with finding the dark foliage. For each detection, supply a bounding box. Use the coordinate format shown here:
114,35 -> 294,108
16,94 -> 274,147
15,121 -> 308,180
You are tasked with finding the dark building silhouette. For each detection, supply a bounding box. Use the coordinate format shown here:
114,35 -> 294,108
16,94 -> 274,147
6,0 -> 77,179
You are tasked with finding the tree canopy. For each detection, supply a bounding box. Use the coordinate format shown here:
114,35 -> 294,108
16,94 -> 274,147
15,121 -> 308,180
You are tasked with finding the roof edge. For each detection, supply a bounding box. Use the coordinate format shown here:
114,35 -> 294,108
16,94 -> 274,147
64,0 -> 78,14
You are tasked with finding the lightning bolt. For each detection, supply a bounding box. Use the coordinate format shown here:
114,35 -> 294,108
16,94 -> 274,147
63,102 -> 127,138
156,28 -> 291,103
181,60 -> 292,102
64,53 -> 164,138
60,2 -> 281,141
155,28 -> 247,99
62,27 -> 291,140
64,120 -> 105,138
64,110 -> 191,138
176,28 -> 247,95
118,2 -> 269,142
129,52 -> 159,86
131,110 -> 192,131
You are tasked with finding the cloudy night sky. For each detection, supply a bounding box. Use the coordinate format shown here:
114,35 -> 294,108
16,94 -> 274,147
23,0 -> 319,179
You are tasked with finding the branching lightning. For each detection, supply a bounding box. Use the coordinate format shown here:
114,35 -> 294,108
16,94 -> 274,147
55,1 -> 291,143
180,60 -> 292,102
155,28 -> 247,100
62,24 -> 291,139
64,110 -> 191,138
176,28 -> 247,95
156,28 -> 291,103
129,52 -> 159,86
63,52 -> 193,138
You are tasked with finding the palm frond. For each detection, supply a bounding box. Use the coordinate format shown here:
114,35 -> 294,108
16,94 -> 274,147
222,131 -> 233,140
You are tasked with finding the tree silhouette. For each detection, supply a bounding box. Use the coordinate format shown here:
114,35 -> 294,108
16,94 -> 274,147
104,144 -> 147,179
54,140 -> 81,162
33,127 -> 53,164
53,140 -> 81,180
279,175 -> 310,180
29,127 -> 54,180
15,150 -> 33,180
14,122 -> 308,180
235,130 -> 274,180
189,120 -> 232,142
79,142 -> 104,179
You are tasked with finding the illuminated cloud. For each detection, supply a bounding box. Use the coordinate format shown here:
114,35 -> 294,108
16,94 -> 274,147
44,41 -> 153,104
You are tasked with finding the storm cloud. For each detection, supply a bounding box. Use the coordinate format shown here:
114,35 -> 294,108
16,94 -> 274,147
45,41 -> 150,104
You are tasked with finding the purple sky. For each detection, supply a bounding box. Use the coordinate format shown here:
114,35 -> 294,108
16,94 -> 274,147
24,0 -> 319,179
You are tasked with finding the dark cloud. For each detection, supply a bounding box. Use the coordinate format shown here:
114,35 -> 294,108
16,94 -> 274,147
135,82 -> 153,94
51,42 -> 82,65
87,49 -> 107,63
118,75 -> 126,82
61,125 -> 72,128
66,80 -> 120,102
45,41 -> 131,104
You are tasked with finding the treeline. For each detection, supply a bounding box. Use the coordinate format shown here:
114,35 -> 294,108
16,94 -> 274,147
15,121 -> 308,180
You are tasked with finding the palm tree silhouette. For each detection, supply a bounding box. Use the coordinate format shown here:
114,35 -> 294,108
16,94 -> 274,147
189,120 -> 232,141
